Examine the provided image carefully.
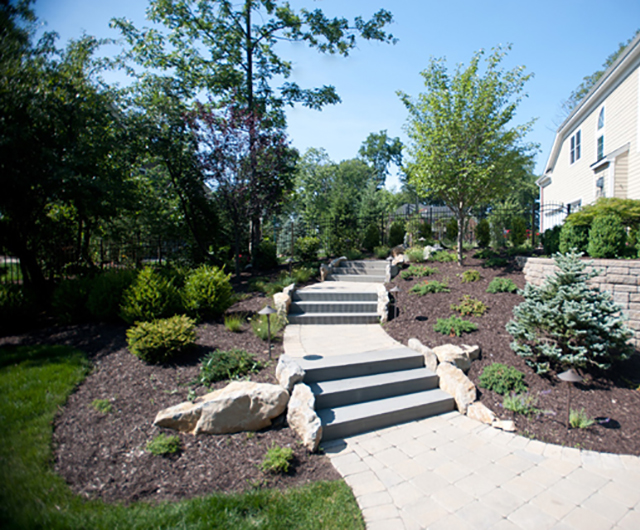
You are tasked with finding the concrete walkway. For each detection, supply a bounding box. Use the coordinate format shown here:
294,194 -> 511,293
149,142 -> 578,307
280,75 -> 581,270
283,287 -> 640,529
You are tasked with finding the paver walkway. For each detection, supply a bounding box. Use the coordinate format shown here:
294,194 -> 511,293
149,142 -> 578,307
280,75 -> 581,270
283,283 -> 640,529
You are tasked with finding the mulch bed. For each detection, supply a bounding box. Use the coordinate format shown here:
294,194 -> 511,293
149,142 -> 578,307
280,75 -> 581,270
0,289 -> 340,505
383,251 -> 640,456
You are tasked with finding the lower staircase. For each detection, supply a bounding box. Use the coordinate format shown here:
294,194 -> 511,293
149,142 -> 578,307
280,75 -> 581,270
296,347 -> 455,440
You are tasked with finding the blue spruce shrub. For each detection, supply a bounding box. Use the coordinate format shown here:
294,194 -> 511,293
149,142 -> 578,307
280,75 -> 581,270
587,214 -> 627,258
506,251 -> 633,374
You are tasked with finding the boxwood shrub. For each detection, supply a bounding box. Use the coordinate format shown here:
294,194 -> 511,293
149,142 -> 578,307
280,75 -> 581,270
126,314 -> 196,364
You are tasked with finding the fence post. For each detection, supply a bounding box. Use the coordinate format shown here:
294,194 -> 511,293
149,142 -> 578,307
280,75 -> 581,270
290,220 -> 294,274
531,203 -> 536,248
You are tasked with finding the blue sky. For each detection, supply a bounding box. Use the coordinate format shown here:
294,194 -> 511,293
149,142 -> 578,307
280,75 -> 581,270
35,0 -> 640,189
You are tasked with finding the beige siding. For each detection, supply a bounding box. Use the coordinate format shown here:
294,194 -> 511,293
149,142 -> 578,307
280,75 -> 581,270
614,150 -> 629,198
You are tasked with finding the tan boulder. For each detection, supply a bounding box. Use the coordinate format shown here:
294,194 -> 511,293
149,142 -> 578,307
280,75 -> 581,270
461,344 -> 481,361
273,292 -> 290,317
466,402 -> 497,425
493,419 -> 516,432
320,264 -> 330,282
433,344 -> 472,373
153,400 -> 204,433
391,245 -> 405,257
436,362 -> 476,414
391,254 -> 407,267
377,285 -> 390,324
407,337 -> 438,372
276,354 -> 305,392
287,383 -> 322,452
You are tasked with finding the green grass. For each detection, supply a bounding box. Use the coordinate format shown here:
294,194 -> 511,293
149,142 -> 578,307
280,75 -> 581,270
0,344 -> 364,529
224,313 -> 246,332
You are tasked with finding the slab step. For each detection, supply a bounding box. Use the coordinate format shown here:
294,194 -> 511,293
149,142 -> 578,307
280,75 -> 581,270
310,367 -> 439,409
287,312 -> 379,325
290,301 -> 378,314
293,290 -> 377,302
318,389 -> 455,440
327,273 -> 387,283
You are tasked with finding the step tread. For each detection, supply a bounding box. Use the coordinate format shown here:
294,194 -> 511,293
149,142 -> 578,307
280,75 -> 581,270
297,347 -> 421,373
311,367 -> 437,396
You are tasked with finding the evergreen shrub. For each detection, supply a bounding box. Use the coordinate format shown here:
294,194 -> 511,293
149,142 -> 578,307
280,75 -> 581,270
182,265 -> 234,319
418,221 -> 434,242
120,267 -> 182,324
559,223 -> 589,254
374,245 -> 390,259
146,434 -> 182,456
0,284 -> 37,331
509,217 -> 527,247
475,219 -> 491,248
295,236 -> 321,262
486,277 -> 518,294
587,214 -> 627,258
434,316 -> 478,336
362,224 -> 381,252
199,348 -> 262,385
409,280 -> 450,295
405,247 -> 425,263
51,278 -> 91,324
389,220 -> 406,247
86,269 -> 137,322
126,314 -> 196,364
478,363 -> 527,395
254,240 -> 279,270
506,251 -> 633,374
541,225 -> 561,255
451,295 -> 487,316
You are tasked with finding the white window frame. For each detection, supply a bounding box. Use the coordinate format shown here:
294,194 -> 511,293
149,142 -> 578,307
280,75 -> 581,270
570,130 -> 581,164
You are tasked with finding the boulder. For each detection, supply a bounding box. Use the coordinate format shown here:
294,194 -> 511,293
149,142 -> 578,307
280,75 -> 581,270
423,244 -> 443,260
320,263 -> 330,282
433,344 -> 472,373
493,419 -> 516,432
276,354 -> 305,392
330,256 -> 347,268
391,254 -> 407,267
154,381 -> 289,435
466,402 -> 497,425
273,292 -> 290,317
407,337 -> 438,372
461,344 -> 481,361
436,362 -> 476,414
391,245 -> 405,257
287,383 -> 322,452
377,285 -> 390,324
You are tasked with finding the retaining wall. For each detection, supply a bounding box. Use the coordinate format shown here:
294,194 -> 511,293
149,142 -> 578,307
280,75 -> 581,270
519,257 -> 640,347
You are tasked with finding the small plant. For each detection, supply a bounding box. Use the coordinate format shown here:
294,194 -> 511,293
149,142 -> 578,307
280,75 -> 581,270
91,399 -> 113,414
503,392 -> 540,416
451,295 -> 487,317
479,363 -> 527,395
224,313 -> 246,332
475,219 -> 491,247
374,245 -> 390,259
483,257 -> 508,268
486,277 -> 518,294
430,250 -> 457,262
400,264 -> 438,280
409,280 -> 450,295
473,248 -> 496,260
199,348 -> 262,385
569,408 -> 595,429
120,267 -> 182,324
292,266 -> 316,284
434,316 -> 478,336
345,248 -> 363,260
126,315 -> 196,364
405,247 -> 425,263
187,389 -> 197,402
251,313 -> 286,341
182,265 -> 234,319
146,433 -> 182,456
461,269 -> 481,283
260,444 -> 294,474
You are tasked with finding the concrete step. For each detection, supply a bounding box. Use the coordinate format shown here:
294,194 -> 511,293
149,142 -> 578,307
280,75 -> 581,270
318,389 -> 455,440
293,290 -> 378,302
290,301 -> 378,314
335,260 -> 387,271
311,367 -> 439,409
298,347 -> 425,382
327,273 -> 387,283
287,312 -> 379,325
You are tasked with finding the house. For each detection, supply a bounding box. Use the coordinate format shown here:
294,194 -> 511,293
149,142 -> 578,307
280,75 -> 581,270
538,33 -> 640,231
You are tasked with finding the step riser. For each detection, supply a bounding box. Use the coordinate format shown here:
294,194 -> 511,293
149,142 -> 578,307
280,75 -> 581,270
335,266 -> 387,273
320,399 -> 455,441
288,314 -> 379,325
293,292 -> 377,302
328,274 -> 386,283
290,302 -> 378,314
303,356 -> 425,382
313,377 -> 439,409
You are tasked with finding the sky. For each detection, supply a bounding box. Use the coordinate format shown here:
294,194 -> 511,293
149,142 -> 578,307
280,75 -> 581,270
34,0 -> 640,190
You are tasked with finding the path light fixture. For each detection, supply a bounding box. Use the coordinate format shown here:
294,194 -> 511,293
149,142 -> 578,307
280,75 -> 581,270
558,368 -> 583,429
258,305 -> 277,359
389,286 -> 400,320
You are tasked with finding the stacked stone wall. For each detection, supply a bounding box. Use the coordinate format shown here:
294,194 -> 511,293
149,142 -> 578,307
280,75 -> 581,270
520,257 -> 640,347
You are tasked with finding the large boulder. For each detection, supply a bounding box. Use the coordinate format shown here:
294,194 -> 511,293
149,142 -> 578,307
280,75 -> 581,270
377,285 -> 390,324
433,344 -> 472,373
154,381 -> 289,435
287,383 -> 322,452
274,284 -> 295,317
436,362 -> 476,414
276,354 -> 305,392
320,263 -> 330,282
407,337 -> 438,372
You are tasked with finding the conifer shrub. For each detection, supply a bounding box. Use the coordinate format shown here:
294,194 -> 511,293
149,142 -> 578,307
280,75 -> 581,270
434,316 -> 478,337
374,245 -> 390,259
486,277 -> 518,294
430,250 -> 457,262
51,277 -> 92,324
400,264 -> 438,280
295,236 -> 321,262
260,444 -> 294,474
506,251 -> 633,374
559,223 -> 589,254
389,220 -> 406,247
475,219 -> 491,248
182,265 -> 234,319
461,269 -> 481,283
254,240 -> 279,270
362,224 -> 381,252
509,217 -> 527,247
126,315 -> 196,364
418,221 -> 434,242
120,267 -> 182,324
405,247 -> 425,263
146,434 -> 182,456
541,225 -> 561,255
479,363 -> 527,395
199,348 -> 262,385
586,214 -> 627,258
86,269 -> 137,322
451,295 -> 487,316
409,280 -> 450,295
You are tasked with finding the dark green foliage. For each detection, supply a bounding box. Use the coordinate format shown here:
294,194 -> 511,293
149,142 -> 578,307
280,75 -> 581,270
86,269 -> 137,322
430,250 -> 457,262
409,280 -> 450,295
434,316 -> 478,336
405,247 -> 425,263
461,269 -> 481,283
146,434 -> 182,456
507,251 -> 633,373
126,315 -> 196,364
254,240 -> 279,271
587,214 -> 627,258
292,266 -> 316,284
374,245 -> 390,259
51,278 -> 91,324
182,265 -> 234,319
251,313 -> 286,341
541,225 -> 561,255
509,217 -> 527,247
120,267 -> 182,324
345,248 -> 364,260
0,284 -> 37,332
400,264 -> 438,280
363,224 -> 381,252
389,220 -> 406,247
419,221 -> 434,241
445,218 -> 458,241
486,277 -> 518,294
565,197 -> 640,229
199,349 -> 262,385
295,236 -> 321,262
451,295 -> 487,316
260,444 -> 294,474
475,219 -> 491,247
473,248 -> 496,260
482,257 -> 508,268
479,363 -> 527,395
559,223 -> 589,254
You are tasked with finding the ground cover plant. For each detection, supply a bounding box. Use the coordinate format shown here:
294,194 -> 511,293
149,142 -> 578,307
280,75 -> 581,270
146,433 -> 182,456
260,444 -> 295,474
400,264 -> 438,280
200,348 -> 262,385
409,280 -> 450,295
450,295 -> 487,317
486,277 -> 518,293
461,269 -> 481,283
434,315 -> 478,337
478,363 -> 527,395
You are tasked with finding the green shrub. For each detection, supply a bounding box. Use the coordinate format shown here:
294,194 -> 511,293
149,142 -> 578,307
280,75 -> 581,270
389,220 -> 406,247
541,225 -> 561,255
126,314 -> 196,364
374,245 -> 390,259
199,348 -> 262,385
418,221 -> 434,242
482,257 -> 508,268
478,363 -> 527,395
224,313 -> 246,332
345,248 -> 364,260
254,240 -> 279,270
120,267 -> 182,324
400,265 -> 438,280
473,248 -> 496,260
51,277 -> 92,324
569,408 -> 595,429
251,313 -> 286,341
434,316 -> 478,336
486,277 -> 518,294
182,265 -> 234,319
507,251 -> 633,374
362,224 -> 381,252
565,197 -> 640,228
250,273 -> 294,297
559,223 -> 589,254
430,250 -> 457,262
509,217 -> 527,247
0,284 -> 37,330
461,269 -> 481,283
86,269 -> 137,322
587,214 -> 627,258
405,247 -> 425,263
295,236 -> 321,262
451,295 -> 487,316
146,433 -> 182,456
260,444 -> 294,474
475,219 -> 491,247
503,392 -> 540,416
292,266 -> 316,284
91,398 -> 114,414
445,218 -> 458,241
409,280 -> 450,295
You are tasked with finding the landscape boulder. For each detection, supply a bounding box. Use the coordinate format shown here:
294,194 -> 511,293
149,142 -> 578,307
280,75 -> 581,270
407,337 -> 438,372
320,263 -> 330,282
436,362 -> 476,414
466,402 -> 497,425
274,284 -> 295,317
493,419 -> 516,432
433,344 -> 472,373
287,383 -> 322,452
423,244 -> 443,260
276,354 -> 305,392
377,285 -> 390,324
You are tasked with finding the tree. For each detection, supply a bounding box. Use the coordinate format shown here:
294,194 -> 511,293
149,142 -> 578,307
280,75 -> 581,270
358,130 -> 403,188
398,46 -> 536,264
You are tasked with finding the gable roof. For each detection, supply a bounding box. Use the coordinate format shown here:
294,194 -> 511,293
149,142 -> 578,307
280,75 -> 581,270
542,32 -> 640,178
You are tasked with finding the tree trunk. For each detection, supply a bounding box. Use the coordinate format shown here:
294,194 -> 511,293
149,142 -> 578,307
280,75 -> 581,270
457,212 -> 466,266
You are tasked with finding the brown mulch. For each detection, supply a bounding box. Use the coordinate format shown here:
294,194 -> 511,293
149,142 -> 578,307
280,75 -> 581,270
383,251 -> 640,456
0,291 -> 340,505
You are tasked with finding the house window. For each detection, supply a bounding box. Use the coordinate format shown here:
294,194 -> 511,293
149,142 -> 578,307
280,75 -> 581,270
598,107 -> 605,129
597,135 -> 604,160
570,130 -> 581,164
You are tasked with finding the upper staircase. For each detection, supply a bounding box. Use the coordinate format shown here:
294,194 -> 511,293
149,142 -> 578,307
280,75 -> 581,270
327,260 -> 387,283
